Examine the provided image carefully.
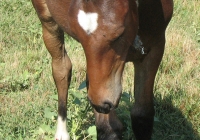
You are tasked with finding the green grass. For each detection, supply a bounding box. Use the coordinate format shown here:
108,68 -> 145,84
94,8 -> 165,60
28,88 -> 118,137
0,0 -> 200,140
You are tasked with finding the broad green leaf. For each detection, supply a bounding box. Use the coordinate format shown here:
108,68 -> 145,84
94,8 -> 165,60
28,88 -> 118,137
154,117 -> 160,122
87,125 -> 97,137
67,111 -> 72,120
71,90 -> 85,99
78,80 -> 87,90
73,98 -> 81,105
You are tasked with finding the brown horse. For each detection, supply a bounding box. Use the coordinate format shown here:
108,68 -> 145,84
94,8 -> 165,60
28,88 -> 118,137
31,0 -> 173,139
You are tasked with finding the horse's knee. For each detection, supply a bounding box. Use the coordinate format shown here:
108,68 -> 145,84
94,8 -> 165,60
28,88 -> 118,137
95,111 -> 123,140
131,105 -> 155,140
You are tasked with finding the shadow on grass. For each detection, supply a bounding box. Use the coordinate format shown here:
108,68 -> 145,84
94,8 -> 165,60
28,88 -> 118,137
116,92 -> 200,140
152,93 -> 200,140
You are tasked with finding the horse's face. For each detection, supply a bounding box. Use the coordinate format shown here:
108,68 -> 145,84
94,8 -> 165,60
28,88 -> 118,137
85,37 -> 128,114
75,0 -> 138,113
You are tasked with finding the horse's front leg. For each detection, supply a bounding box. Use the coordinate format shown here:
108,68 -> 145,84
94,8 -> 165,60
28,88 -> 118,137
43,26 -> 71,140
43,23 -> 71,140
32,1 -> 72,139
131,35 -> 165,140
94,110 -> 123,140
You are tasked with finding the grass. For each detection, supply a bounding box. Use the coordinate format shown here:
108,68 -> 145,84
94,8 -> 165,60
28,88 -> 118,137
0,0 -> 200,139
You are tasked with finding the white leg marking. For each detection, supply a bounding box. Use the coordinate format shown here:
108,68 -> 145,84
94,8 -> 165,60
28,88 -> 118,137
78,10 -> 98,34
55,116 -> 70,140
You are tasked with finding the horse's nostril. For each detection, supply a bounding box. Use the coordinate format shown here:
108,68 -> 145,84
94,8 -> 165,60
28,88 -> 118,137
90,101 -> 114,114
103,101 -> 114,111
97,101 -> 114,114
103,103 -> 110,110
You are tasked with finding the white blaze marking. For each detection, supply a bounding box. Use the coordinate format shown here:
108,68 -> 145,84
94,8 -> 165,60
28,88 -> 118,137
78,10 -> 98,34
55,116 -> 70,140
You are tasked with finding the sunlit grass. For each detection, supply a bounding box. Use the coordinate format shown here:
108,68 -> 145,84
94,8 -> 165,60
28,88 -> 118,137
0,0 -> 200,140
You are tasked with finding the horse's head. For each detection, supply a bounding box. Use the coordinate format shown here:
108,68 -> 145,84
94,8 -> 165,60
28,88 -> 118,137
72,0 -> 138,113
